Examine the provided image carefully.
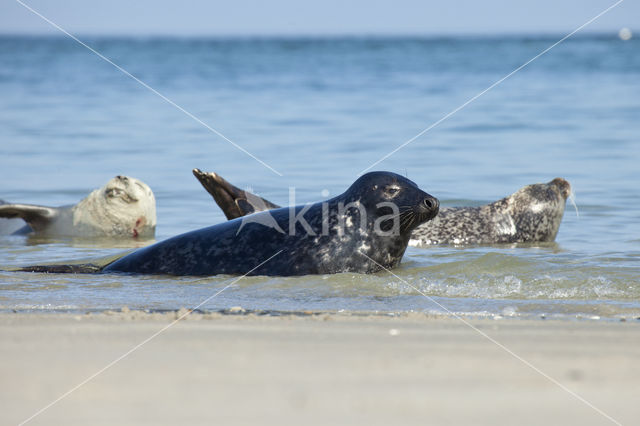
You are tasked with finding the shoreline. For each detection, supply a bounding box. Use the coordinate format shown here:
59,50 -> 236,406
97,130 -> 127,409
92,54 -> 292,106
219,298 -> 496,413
1,306 -> 638,322
2,311 -> 638,425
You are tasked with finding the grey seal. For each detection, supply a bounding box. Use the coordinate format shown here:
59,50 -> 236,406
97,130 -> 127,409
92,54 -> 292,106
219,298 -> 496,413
193,169 -> 571,245
0,175 -> 156,239
98,171 -> 439,276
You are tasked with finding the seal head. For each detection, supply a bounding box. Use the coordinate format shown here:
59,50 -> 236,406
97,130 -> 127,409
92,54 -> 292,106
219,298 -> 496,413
505,177 -> 571,243
72,175 -> 157,238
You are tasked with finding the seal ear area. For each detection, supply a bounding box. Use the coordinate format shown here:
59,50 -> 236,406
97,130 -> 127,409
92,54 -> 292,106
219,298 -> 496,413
0,203 -> 58,232
192,168 -> 280,220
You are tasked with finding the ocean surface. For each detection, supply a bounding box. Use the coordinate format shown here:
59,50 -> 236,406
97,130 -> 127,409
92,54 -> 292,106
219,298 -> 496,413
0,35 -> 638,319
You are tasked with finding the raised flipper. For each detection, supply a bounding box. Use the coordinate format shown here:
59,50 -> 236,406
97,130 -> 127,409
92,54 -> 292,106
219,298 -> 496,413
192,168 -> 281,220
0,200 -> 28,234
0,203 -> 58,233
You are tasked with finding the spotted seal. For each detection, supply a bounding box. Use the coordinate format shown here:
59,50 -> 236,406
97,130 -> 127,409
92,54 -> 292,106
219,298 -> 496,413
193,169 -> 570,245
94,171 -> 438,276
0,175 -> 156,239
411,178 -> 571,245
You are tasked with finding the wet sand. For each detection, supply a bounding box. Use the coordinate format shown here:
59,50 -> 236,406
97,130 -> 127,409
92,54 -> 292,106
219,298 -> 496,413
1,311 -> 638,426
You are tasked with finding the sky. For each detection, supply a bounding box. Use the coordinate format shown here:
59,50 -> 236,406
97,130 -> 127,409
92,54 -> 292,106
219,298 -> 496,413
0,0 -> 636,37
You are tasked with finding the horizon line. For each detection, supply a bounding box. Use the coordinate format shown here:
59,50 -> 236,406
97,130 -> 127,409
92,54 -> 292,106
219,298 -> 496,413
0,29 -> 633,39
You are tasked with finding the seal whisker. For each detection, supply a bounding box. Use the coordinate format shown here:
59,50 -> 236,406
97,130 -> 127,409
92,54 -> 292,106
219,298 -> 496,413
399,211 -> 417,232
400,219 -> 412,231
383,206 -> 414,223
568,191 -> 580,218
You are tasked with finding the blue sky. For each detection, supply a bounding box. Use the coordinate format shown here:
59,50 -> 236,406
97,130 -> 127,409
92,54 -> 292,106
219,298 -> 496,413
1,0 -> 636,36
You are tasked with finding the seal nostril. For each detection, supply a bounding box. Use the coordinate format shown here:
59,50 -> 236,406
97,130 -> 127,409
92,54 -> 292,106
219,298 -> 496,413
423,198 -> 438,210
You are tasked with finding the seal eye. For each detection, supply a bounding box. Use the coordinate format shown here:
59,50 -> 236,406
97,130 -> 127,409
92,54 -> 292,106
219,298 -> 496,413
105,188 -> 123,198
384,186 -> 400,197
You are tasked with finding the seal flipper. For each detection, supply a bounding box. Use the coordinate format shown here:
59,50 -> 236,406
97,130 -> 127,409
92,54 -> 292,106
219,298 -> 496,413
10,251 -> 133,274
18,264 -> 104,273
192,169 -> 280,220
0,203 -> 58,233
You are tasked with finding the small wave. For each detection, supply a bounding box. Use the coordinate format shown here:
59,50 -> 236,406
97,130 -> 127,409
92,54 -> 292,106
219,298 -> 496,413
388,252 -> 640,301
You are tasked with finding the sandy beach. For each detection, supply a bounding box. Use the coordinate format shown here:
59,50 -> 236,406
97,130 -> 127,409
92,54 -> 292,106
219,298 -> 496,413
1,311 -> 638,426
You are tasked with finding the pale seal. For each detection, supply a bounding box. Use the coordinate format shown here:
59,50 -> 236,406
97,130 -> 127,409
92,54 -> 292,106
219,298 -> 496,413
97,171 -> 439,276
193,170 -> 571,245
0,175 -> 156,239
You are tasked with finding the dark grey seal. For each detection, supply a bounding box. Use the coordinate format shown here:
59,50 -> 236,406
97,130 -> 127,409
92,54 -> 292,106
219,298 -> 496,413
193,169 -> 571,246
99,172 -> 439,276
0,176 -> 156,238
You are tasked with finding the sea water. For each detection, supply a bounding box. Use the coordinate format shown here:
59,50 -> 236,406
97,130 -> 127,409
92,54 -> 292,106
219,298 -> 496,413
0,35 -> 639,319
